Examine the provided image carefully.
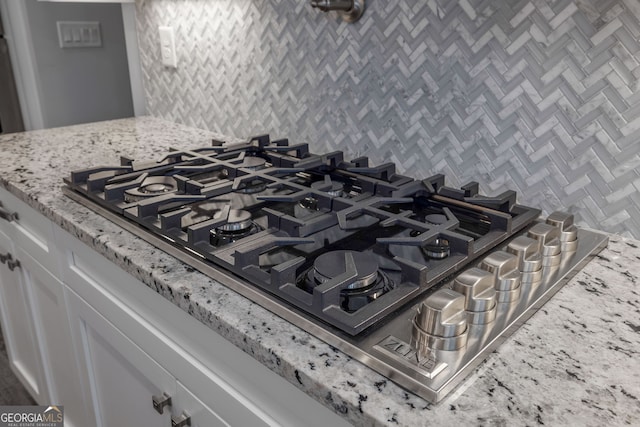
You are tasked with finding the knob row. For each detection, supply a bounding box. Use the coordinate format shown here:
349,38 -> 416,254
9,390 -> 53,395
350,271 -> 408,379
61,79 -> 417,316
410,211 -> 579,354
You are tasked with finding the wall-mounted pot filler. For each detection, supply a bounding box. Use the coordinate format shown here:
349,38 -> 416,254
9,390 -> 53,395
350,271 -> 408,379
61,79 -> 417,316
310,0 -> 365,22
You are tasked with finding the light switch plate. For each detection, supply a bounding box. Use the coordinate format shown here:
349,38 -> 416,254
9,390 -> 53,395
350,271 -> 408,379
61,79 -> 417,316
57,21 -> 101,48
158,26 -> 177,68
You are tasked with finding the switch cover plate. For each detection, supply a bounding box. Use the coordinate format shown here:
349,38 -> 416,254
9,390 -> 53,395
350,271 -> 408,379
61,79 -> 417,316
57,21 -> 101,48
158,26 -> 177,68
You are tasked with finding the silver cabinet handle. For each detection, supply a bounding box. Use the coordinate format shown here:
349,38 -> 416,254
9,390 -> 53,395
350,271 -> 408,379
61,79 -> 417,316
152,392 -> 172,414
0,203 -> 19,222
7,259 -> 20,271
171,411 -> 191,427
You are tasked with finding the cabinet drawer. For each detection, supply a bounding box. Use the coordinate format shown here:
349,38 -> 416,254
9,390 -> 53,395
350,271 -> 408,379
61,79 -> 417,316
0,187 -> 58,274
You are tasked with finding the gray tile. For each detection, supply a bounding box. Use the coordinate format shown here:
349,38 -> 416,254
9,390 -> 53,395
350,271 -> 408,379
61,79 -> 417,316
136,0 -> 640,238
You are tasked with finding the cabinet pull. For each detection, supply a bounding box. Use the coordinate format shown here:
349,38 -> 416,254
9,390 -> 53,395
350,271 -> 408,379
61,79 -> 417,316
7,259 -> 20,271
171,411 -> 191,427
0,203 -> 19,222
152,392 -> 172,414
0,253 -> 10,264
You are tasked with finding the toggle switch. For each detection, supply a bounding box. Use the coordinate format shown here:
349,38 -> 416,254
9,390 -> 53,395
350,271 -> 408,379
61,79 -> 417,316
410,289 -> 468,352
56,21 -> 101,48
452,267 -> 497,324
480,251 -> 522,302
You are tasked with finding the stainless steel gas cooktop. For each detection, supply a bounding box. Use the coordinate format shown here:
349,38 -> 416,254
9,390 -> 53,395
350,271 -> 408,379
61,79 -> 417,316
63,135 -> 608,403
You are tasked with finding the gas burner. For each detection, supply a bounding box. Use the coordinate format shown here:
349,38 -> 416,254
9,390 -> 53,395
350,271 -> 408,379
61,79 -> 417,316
241,156 -> 267,171
215,209 -> 252,233
235,178 -> 267,194
311,180 -> 344,197
210,209 -> 262,246
299,250 -> 393,312
124,176 -> 178,202
425,213 -> 447,225
422,237 -> 450,259
314,250 -> 379,287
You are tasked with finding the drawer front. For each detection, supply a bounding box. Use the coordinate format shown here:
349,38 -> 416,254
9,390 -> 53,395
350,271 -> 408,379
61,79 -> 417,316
0,187 -> 58,275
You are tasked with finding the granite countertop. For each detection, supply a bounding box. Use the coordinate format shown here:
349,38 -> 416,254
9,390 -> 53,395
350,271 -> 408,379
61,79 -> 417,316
0,117 -> 638,426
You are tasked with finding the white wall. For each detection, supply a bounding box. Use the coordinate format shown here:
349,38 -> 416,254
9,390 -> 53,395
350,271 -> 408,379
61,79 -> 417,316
23,0 -> 133,128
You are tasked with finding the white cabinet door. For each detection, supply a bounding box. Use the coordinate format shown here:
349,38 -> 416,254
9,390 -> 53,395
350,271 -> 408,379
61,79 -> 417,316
0,228 -> 47,403
17,248 -> 89,427
65,287 -> 174,427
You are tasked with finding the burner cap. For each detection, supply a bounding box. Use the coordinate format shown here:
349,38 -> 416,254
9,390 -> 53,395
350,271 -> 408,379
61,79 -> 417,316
425,214 -> 447,225
241,156 -> 266,170
143,183 -> 170,193
423,237 -> 450,259
314,250 -> 379,289
139,177 -> 176,194
215,209 -> 253,232
311,180 -> 344,197
124,176 -> 177,201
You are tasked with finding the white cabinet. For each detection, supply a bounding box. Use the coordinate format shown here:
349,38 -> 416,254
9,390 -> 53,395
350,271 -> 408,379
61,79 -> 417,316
0,188 -> 88,425
17,249 -> 90,427
0,228 -> 47,403
65,286 -> 229,427
65,287 -> 176,427
0,187 -> 351,427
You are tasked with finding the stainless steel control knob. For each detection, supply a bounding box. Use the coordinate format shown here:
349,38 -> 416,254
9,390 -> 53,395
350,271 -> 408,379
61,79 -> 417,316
507,236 -> 543,283
452,268 -> 497,324
546,211 -> 578,252
480,251 -> 522,302
527,223 -> 562,266
411,289 -> 468,352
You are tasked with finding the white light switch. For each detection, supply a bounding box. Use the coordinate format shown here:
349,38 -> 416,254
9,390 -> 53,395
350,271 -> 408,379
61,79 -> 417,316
158,26 -> 177,68
57,21 -> 101,48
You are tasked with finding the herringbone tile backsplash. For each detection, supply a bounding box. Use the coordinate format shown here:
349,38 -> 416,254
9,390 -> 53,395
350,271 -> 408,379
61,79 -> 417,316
136,0 -> 640,238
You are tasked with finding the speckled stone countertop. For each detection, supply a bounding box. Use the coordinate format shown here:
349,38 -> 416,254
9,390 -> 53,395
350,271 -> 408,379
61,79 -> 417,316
1,117 -> 638,426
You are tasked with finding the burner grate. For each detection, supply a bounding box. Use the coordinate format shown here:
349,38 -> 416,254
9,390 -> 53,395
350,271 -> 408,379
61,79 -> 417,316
64,135 -> 541,336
